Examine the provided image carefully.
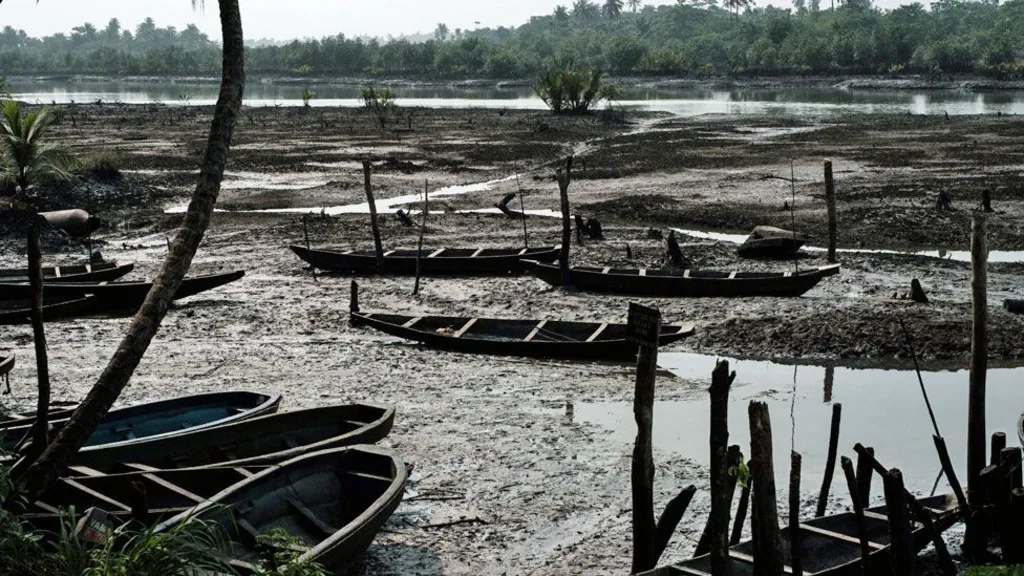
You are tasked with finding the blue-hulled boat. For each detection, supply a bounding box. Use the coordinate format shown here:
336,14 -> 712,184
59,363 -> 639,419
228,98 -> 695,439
2,391 -> 281,454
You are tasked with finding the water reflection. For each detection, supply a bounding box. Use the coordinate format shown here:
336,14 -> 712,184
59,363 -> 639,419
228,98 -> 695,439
578,352 -> 1024,501
10,79 -> 1024,116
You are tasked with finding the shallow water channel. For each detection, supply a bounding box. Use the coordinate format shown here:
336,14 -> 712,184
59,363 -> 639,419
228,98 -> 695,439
578,352 -> 1024,500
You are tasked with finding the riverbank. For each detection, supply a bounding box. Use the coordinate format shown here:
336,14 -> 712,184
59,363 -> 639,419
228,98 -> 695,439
8,73 -> 1024,92
0,101 -> 1018,574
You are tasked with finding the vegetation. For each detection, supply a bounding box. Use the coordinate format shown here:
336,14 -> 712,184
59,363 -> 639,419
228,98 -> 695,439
4,1 -> 1024,80
534,68 -> 618,113
360,84 -> 398,129
0,100 -> 78,196
301,86 -> 316,108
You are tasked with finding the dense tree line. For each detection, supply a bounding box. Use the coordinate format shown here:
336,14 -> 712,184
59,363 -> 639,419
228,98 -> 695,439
2,0 -> 1023,79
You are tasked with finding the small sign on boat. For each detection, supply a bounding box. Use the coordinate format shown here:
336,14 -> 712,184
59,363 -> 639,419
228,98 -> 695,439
627,302 -> 661,348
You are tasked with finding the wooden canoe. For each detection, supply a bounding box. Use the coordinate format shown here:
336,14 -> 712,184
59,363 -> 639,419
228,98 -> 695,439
155,446 -> 407,574
1004,299 -> 1024,315
351,311 -> 695,360
0,270 -> 245,309
639,494 -> 959,576
2,390 -> 281,454
290,244 -> 559,275
524,260 -> 841,298
0,295 -> 101,325
0,401 -> 80,429
0,261 -> 134,284
69,404 -> 395,473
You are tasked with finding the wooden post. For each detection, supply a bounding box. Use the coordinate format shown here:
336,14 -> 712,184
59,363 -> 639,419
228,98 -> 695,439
413,180 -> 428,296
967,212 -> 987,553
709,361 -> 736,575
655,485 -> 697,562
823,365 -> 834,403
856,446 -> 874,505
789,451 -> 803,576
840,457 -> 870,576
882,469 -> 914,576
731,465 -> 751,546
350,280 -> 359,313
28,217 -> 50,456
513,161 -> 529,249
302,214 -> 317,282
933,435 -> 968,510
556,156 -> 574,287
1007,488 -> 1024,564
629,303 -> 661,574
362,160 -> 385,274
748,401 -> 784,576
1001,446 -> 1022,490
816,403 -> 842,517
992,432 -> 1007,466
824,159 -> 837,264
695,445 -> 741,557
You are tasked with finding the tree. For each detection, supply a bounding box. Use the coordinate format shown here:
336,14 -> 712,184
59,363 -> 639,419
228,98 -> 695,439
629,0 -> 643,12
434,23 -> 450,42
14,0 -> 247,497
604,0 -> 624,19
573,0 -> 600,23
0,101 -> 77,196
554,5 -> 571,23
103,18 -> 121,44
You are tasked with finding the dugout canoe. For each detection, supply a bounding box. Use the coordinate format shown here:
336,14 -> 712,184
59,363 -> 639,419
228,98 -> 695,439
290,244 -> 559,275
638,493 -> 958,576
2,390 -> 280,454
0,261 -> 134,284
0,401 -> 80,429
0,270 -> 245,309
155,446 -> 407,574
69,403 -> 395,473
524,260 -> 841,297
351,311 -> 694,360
0,295 -> 101,325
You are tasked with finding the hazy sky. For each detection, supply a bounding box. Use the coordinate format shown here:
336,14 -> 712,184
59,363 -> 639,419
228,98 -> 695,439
0,0 -> 912,41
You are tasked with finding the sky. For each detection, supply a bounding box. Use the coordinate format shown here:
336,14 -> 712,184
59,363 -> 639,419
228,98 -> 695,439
0,0 -> 915,41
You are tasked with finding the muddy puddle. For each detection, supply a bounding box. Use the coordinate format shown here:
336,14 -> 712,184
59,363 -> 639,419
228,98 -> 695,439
676,228 -> 1024,264
578,352 -> 1024,501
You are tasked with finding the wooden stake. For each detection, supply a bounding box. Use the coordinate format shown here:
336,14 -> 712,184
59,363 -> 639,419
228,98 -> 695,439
882,469 -> 914,576
655,485 -> 697,562
28,217 -> 50,458
302,214 -> 317,282
789,451 -> 803,576
413,180 -> 428,296
630,304 -> 660,574
824,159 -> 837,264
556,156 -> 574,287
967,212 -> 988,553
856,446 -> 874,505
362,160 -> 385,273
709,361 -> 736,575
933,435 -> 968,510
513,161 -> 529,249
992,432 -> 1007,467
816,403 -> 842,517
1001,447 -> 1022,490
695,445 -> 741,557
840,456 -> 870,576
748,401 -> 784,576
731,464 -> 751,546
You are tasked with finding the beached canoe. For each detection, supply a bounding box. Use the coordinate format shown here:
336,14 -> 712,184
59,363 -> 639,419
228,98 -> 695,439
155,446 -> 407,574
0,261 -> 134,284
0,401 -> 80,429
524,260 -> 841,297
351,310 -> 694,360
69,404 -> 395,473
0,270 -> 245,309
2,390 -> 281,453
0,295 -> 101,325
290,245 -> 559,275
639,493 -> 958,576
1004,299 -> 1024,315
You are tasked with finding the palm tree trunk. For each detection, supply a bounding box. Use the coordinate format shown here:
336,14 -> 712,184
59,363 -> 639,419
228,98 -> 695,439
13,0 -> 245,493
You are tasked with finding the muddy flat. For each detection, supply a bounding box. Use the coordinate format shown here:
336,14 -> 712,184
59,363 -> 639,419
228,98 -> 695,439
2,103 -> 1021,573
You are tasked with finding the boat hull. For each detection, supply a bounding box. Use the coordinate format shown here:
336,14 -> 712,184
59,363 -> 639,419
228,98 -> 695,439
0,295 -> 101,325
352,312 -> 694,360
525,260 -> 839,298
291,245 -> 559,276
0,261 -> 134,284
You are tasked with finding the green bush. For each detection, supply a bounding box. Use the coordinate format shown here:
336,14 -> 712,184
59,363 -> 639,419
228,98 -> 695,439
534,68 -> 614,114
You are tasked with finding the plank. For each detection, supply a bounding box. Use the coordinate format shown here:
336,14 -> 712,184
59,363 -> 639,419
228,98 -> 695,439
453,318 -> 478,338
683,270 -> 691,278
427,249 -> 445,258
62,478 -> 131,511
728,271 -> 738,279
287,497 -> 337,538
471,248 -> 484,257
401,317 -> 423,328
585,323 -> 609,343
639,269 -> 647,277
800,523 -> 886,550
518,248 -> 529,255
68,465 -> 105,477
601,267 -> 611,274
524,320 -> 548,342
138,473 -> 205,504
54,266 -> 62,278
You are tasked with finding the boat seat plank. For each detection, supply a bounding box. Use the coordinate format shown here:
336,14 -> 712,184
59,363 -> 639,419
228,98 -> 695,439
863,510 -> 889,522
401,317 -> 423,328
585,323 -> 609,343
728,271 -> 738,279
453,318 -> 478,338
427,249 -> 445,258
729,551 -> 794,574
518,248 -> 528,255
62,478 -> 131,512
345,470 -> 396,484
601,267 -> 611,274
639,269 -> 647,277
68,465 -> 105,477
471,248 -> 484,257
139,473 -> 205,504
799,523 -> 886,550
683,270 -> 691,278
784,271 -> 792,277
287,496 -> 337,538
382,251 -> 395,257
524,320 -> 548,342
